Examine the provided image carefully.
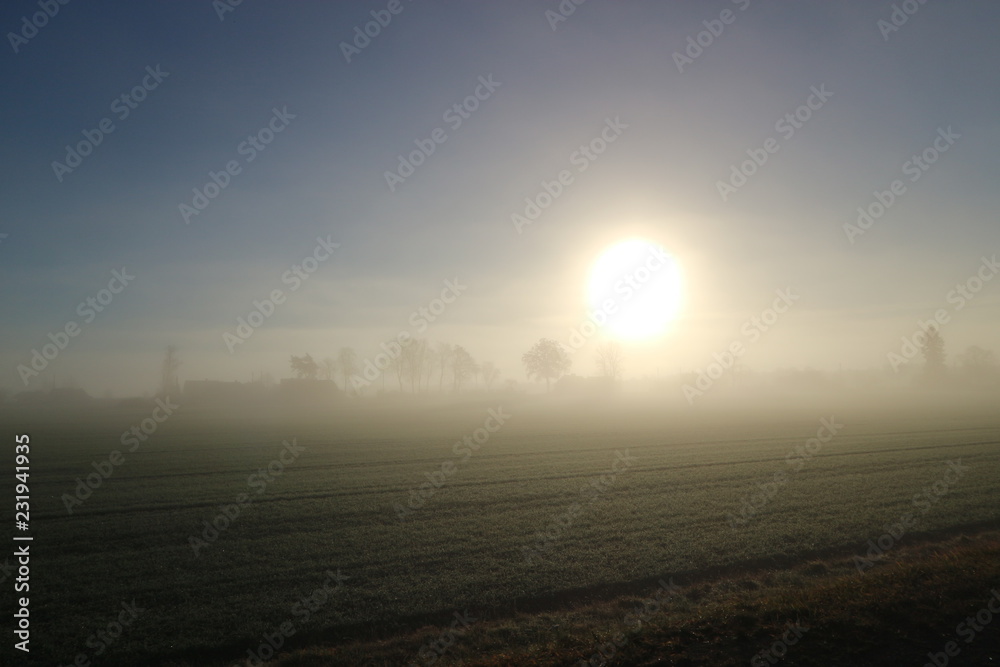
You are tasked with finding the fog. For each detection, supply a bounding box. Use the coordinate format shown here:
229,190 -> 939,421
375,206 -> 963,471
2,2 -> 999,400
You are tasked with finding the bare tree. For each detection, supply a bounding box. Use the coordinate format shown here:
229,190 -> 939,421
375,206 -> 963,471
434,341 -> 453,392
290,353 -> 319,380
420,342 -> 435,390
402,338 -> 428,393
451,345 -> 478,392
595,341 -> 624,383
160,345 -> 182,398
337,347 -> 359,394
481,361 -> 500,392
522,338 -> 571,391
389,349 -> 405,392
319,357 -> 337,382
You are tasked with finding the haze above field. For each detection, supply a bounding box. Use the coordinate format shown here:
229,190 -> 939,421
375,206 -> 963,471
2,2 -> 999,397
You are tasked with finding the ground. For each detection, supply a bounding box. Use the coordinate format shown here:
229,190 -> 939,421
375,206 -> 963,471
4,389 -> 998,665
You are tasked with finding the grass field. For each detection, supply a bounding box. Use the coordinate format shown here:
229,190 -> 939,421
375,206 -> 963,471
4,390 -> 1000,665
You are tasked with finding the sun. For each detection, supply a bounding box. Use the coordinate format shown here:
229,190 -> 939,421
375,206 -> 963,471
586,238 -> 683,341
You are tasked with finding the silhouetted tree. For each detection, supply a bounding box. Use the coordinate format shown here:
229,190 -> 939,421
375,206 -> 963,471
159,345 -> 181,398
389,349 -> 405,392
595,342 -> 624,383
338,347 -> 359,394
958,345 -> 996,380
920,326 -> 946,378
290,353 -> 319,380
451,345 -> 478,392
481,361 -> 500,391
522,338 -> 571,391
434,341 -> 453,392
319,357 -> 337,382
419,341 -> 435,390
402,338 -> 428,392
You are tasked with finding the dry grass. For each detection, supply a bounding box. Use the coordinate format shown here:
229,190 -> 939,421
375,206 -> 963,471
267,529 -> 1000,666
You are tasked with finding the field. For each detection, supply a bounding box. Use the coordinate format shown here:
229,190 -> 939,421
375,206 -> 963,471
4,389 -> 1000,666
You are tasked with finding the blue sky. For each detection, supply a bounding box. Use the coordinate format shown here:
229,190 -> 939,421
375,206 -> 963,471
2,1 -> 998,395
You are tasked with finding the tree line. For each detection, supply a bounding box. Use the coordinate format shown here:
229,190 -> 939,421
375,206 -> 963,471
285,338 -> 625,395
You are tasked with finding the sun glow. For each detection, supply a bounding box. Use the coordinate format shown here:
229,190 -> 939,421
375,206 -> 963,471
586,238 -> 683,341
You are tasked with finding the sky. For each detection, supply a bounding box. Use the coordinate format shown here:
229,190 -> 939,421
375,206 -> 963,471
1,0 -> 999,396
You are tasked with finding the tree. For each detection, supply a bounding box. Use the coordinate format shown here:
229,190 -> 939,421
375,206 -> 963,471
595,342 -> 624,383
958,345 -> 996,380
337,347 -> 359,394
522,338 -> 571,391
419,341 -> 435,390
920,326 -> 946,379
481,361 -> 500,391
434,341 -> 453,392
401,338 -> 428,393
159,345 -> 181,398
389,348 -> 405,392
319,357 -> 337,382
425,346 -> 440,390
290,353 -> 319,380
451,345 -> 478,392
